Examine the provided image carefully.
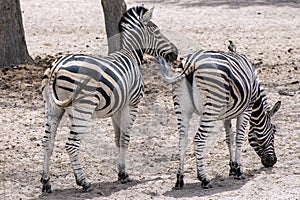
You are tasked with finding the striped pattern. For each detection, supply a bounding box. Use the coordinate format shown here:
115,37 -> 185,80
158,50 -> 280,189
40,6 -> 178,193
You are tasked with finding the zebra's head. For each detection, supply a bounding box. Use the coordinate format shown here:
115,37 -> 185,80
249,101 -> 281,168
119,6 -> 178,62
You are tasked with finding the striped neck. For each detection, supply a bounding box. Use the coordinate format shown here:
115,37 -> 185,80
118,6 -> 148,66
120,31 -> 144,66
249,88 -> 274,157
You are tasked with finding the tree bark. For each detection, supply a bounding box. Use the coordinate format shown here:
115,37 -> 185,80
101,0 -> 127,54
0,0 -> 33,67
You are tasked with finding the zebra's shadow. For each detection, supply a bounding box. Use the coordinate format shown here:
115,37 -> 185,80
163,167 -> 274,198
163,176 -> 250,198
34,177 -> 162,200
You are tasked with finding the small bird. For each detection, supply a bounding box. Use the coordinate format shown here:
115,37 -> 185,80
228,40 -> 236,53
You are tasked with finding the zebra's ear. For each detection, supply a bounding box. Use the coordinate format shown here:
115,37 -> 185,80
142,7 -> 154,24
268,101 -> 281,117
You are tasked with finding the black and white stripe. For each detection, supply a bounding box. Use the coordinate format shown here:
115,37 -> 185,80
157,50 -> 280,189
40,6 -> 178,193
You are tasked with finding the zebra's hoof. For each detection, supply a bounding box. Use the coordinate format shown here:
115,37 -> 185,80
201,178 -> 213,189
82,182 -> 93,192
41,177 -> 52,193
42,184 -> 52,193
234,165 -> 246,180
174,174 -> 184,189
118,172 -> 131,183
229,161 -> 237,176
234,174 -> 246,180
229,168 -> 237,176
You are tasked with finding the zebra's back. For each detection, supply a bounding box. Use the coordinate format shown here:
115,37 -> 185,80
185,51 -> 257,120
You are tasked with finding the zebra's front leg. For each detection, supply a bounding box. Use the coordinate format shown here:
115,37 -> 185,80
41,106 -> 64,193
224,119 -> 236,176
112,105 -> 137,183
194,117 -> 216,189
66,110 -> 94,192
234,112 -> 251,180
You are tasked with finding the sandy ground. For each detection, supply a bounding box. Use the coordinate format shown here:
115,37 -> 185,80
0,0 -> 300,199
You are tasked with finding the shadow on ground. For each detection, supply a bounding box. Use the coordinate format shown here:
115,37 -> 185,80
34,177 -> 163,200
163,166 -> 276,198
163,176 -> 249,198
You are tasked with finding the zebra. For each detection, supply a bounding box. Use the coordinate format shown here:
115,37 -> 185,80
40,6 -> 178,193
157,50 -> 281,189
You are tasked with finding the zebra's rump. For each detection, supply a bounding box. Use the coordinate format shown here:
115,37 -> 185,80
43,54 -> 139,116
186,51 -> 256,119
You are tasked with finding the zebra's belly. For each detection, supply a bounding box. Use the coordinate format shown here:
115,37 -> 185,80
93,95 -> 128,118
192,86 -> 251,120
93,109 -> 114,119
217,104 -> 249,120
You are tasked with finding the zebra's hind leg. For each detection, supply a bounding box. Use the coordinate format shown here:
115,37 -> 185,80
224,119 -> 236,176
41,105 -> 65,193
174,109 -> 193,189
112,105 -> 137,183
172,78 -> 195,189
194,116 -> 217,189
65,107 -> 94,192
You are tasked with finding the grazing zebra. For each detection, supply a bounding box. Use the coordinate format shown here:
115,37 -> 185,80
157,50 -> 281,189
40,6 -> 178,193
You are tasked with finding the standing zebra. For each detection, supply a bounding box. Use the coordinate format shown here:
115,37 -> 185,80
40,6 -> 178,193
157,50 -> 281,189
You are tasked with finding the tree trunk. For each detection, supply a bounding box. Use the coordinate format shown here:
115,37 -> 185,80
0,0 -> 33,67
101,0 -> 127,54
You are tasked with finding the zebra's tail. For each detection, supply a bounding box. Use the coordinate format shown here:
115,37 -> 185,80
41,67 -> 51,92
48,72 -> 91,108
42,56 -> 92,108
156,56 -> 187,83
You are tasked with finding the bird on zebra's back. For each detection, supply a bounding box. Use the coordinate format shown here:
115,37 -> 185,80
40,6 -> 178,193
228,40 -> 236,52
157,50 -> 281,190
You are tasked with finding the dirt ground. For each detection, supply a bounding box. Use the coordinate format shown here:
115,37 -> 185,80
0,0 -> 299,199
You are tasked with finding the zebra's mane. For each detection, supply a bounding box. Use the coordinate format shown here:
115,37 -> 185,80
250,80 -> 271,128
259,83 -> 271,111
118,6 -> 148,33
253,70 -> 271,112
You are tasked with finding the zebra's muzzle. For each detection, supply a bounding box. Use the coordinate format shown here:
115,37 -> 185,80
261,154 -> 277,167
